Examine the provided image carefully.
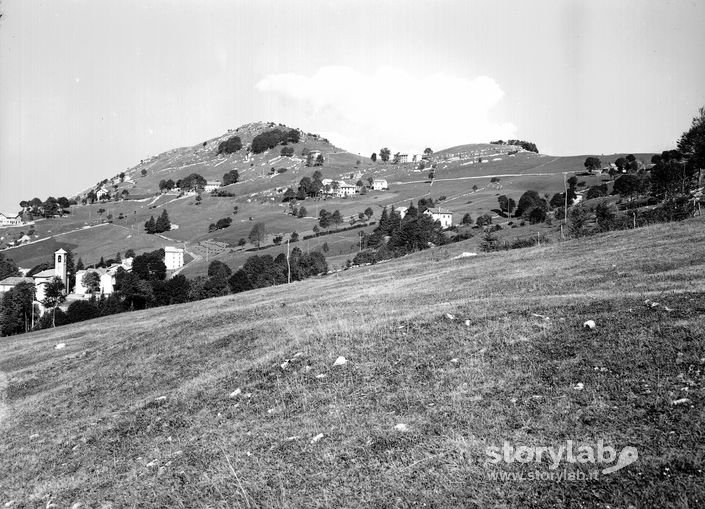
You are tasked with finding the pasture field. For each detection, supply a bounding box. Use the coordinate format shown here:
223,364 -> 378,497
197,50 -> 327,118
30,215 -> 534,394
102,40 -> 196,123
0,216 -> 703,507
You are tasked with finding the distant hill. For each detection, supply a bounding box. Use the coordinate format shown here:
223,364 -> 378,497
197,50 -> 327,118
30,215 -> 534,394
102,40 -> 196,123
0,122 -> 655,275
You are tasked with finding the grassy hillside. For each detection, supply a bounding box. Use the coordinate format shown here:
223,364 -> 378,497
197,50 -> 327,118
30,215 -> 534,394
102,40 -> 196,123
1,216 -> 703,507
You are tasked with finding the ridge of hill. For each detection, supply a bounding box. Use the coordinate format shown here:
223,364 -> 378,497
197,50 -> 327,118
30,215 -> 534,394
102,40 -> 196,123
0,216 -> 703,506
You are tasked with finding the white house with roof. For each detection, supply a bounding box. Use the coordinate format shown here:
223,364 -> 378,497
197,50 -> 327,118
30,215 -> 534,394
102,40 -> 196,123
0,213 -> 24,227
205,180 -> 222,192
372,179 -> 388,191
334,181 -> 357,198
164,246 -> 184,271
424,208 -> 453,229
395,206 -> 409,219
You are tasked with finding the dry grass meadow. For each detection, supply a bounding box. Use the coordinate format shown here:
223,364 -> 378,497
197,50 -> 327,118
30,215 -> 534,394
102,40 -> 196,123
1,217 -> 704,507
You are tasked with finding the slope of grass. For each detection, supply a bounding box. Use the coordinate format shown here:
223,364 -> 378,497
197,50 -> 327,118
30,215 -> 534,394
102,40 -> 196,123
2,216 -> 703,507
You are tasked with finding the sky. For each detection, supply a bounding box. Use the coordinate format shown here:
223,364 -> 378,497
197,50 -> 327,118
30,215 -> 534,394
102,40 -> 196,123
1,0 -> 704,214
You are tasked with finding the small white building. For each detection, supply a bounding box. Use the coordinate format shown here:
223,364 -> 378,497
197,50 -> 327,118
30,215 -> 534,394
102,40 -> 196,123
0,213 -> 24,227
395,206 -> 409,219
165,246 -> 184,271
372,179 -> 388,191
424,208 -> 453,229
205,180 -> 222,192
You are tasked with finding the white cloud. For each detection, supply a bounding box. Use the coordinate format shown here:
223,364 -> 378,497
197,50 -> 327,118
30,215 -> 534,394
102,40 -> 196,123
256,66 -> 517,154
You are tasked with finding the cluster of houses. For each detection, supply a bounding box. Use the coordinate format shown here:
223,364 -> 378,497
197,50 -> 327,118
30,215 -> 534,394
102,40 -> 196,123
0,246 -> 186,316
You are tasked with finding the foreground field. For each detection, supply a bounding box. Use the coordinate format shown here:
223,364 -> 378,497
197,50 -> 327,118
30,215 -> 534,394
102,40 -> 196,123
1,218 -> 704,507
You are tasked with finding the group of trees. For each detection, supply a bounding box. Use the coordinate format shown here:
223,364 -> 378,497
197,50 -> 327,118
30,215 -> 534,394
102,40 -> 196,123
318,209 -> 343,229
354,203 -> 448,265
228,249 -> 327,293
144,210 -> 171,234
19,196 -> 74,218
209,217 -> 232,232
251,129 -> 300,154
490,140 -> 539,153
179,173 -> 207,192
217,135 -> 243,155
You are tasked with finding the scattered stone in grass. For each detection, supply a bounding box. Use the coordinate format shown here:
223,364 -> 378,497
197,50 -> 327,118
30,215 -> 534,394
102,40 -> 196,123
574,383 -> 585,390
531,313 -> 550,321
465,319 -> 471,326
155,396 -> 167,402
303,365 -> 312,372
146,459 -> 158,468
333,356 -> 347,366
286,436 -> 300,441
294,352 -> 304,358
315,374 -> 327,379
453,252 -> 477,259
394,423 -> 409,432
229,388 -> 242,398
446,313 -> 455,320
672,398 -> 692,406
450,358 -> 459,363
583,320 -> 596,329
311,433 -> 324,443
280,360 -> 290,370
469,395 -> 483,402
29,434 -> 39,440
54,343 -> 66,350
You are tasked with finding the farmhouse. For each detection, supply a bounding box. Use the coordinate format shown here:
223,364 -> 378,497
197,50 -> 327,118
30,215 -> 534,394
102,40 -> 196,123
165,246 -> 185,271
0,213 -> 24,227
372,179 -> 388,191
424,208 -> 453,229
205,180 -> 222,192
334,181 -> 357,198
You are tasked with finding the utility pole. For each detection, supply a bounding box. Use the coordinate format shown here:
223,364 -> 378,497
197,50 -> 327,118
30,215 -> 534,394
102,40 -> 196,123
563,172 -> 568,224
287,239 -> 291,284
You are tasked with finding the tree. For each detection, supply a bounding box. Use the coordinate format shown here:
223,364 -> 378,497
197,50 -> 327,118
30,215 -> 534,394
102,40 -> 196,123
371,153 -> 377,162
364,207 -> 374,221
379,148 -> 391,162
584,157 -> 602,172
141,169 -> 147,177
331,210 -> 343,230
424,147 -> 433,156
515,190 -> 548,219
222,169 -> 240,185
144,216 -> 156,234
315,154 -> 324,166
476,214 -> 492,227
82,271 -> 101,294
318,209 -> 332,229
297,206 -> 307,218
132,250 -> 166,281
0,282 -> 35,336
66,300 -> 100,324
677,106 -> 705,173
155,209 -> 171,233
613,174 -> 644,199
461,213 -> 473,225
0,252 -> 20,280
181,173 -> 207,191
290,231 -> 299,242
125,249 -> 136,258
208,260 -> 232,280
248,222 -> 266,249
42,277 -> 66,327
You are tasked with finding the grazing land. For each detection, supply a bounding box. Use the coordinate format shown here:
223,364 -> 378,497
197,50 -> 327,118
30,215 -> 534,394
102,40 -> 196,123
1,216 -> 703,507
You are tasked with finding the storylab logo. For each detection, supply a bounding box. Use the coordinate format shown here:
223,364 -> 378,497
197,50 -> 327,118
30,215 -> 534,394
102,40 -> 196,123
483,440 -> 638,477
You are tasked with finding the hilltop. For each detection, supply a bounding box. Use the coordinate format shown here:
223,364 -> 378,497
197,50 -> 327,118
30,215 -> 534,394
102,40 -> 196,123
0,216 -> 703,506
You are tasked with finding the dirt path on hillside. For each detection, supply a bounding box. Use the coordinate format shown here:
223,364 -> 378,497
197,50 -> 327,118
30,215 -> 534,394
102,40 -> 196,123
0,370 -> 8,426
